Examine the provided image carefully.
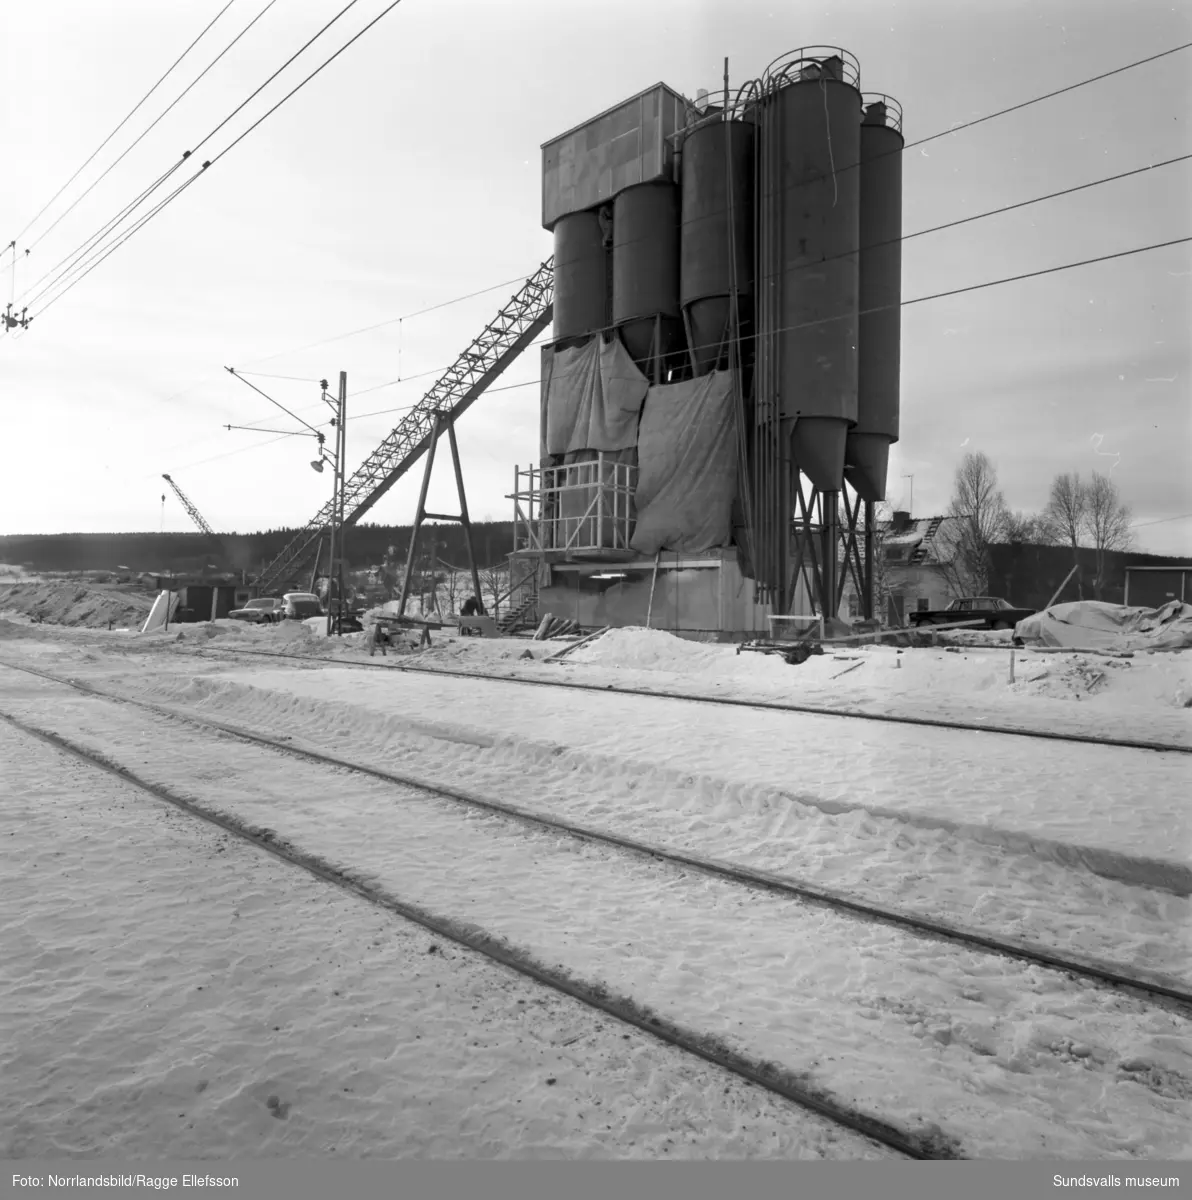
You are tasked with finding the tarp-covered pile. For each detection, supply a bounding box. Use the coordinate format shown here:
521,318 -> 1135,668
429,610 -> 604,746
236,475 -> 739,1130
1014,600 -> 1192,652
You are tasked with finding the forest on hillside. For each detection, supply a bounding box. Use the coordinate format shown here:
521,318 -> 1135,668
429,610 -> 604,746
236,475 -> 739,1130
0,521 -> 518,575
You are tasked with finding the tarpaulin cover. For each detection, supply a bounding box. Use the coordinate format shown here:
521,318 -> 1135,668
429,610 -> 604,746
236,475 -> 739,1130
1014,599 -> 1192,652
630,369 -> 738,555
542,336 -> 649,460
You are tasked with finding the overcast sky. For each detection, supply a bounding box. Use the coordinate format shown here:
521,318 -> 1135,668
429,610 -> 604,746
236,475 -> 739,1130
1,0 -> 1189,555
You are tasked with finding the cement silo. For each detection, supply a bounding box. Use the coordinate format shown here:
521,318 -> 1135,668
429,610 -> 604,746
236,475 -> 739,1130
846,95 -> 903,503
612,181 -> 683,377
766,53 -> 862,491
680,116 -> 755,375
552,208 -> 610,342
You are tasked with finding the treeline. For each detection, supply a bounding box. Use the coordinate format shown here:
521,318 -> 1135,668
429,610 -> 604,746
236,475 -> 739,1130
0,521 -> 518,575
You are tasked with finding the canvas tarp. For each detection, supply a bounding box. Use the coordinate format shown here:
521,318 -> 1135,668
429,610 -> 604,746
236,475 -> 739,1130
542,335 -> 649,460
629,369 -> 738,556
1014,599 -> 1192,652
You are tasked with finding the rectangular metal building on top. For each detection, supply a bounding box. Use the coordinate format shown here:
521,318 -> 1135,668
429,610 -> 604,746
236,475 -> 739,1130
541,82 -> 691,230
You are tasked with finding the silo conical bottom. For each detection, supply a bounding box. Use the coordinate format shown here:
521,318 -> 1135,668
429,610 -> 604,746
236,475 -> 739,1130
685,298 -> 731,376
843,432 -> 891,503
790,418 -> 848,492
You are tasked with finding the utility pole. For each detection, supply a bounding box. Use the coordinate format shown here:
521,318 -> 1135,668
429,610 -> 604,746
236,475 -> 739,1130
325,371 -> 347,637
902,474 -> 914,516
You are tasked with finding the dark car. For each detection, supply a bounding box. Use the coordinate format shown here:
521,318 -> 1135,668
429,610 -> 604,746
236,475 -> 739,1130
908,596 -> 1036,630
228,597 -> 285,624
282,592 -> 323,620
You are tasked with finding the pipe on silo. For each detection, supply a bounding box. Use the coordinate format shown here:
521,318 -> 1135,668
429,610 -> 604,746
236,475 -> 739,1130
847,96 -> 904,504
765,62 -> 862,491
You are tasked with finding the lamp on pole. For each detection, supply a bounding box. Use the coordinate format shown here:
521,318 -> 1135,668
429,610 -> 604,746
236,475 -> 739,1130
223,367 -> 346,629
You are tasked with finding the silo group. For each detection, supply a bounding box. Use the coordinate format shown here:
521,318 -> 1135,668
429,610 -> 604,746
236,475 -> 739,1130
537,48 -> 904,617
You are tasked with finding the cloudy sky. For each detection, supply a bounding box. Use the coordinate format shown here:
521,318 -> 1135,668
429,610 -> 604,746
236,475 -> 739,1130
1,0 -> 1188,554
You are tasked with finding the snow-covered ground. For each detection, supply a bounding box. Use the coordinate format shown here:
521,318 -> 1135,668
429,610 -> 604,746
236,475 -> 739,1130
1,614 -> 1190,1158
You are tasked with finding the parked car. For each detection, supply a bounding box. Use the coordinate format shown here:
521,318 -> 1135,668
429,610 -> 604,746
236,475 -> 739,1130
282,592 -> 323,620
908,596 -> 1036,630
228,597 -> 286,625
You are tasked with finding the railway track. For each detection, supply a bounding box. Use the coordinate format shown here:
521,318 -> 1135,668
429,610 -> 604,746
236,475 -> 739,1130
181,641 -> 1192,757
0,671 -> 944,1161
4,656 -> 1188,1016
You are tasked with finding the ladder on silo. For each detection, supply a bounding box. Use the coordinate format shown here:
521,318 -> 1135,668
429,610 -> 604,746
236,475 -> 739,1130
257,259 -> 555,594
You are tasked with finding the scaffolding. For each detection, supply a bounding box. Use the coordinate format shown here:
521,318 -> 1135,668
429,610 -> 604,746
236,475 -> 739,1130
511,454 -> 637,561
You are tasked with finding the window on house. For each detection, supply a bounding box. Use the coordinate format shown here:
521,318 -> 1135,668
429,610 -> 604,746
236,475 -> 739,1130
847,594 -> 860,618
916,598 -> 929,611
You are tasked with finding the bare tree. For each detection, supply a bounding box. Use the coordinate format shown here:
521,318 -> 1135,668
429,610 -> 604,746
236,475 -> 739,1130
944,452 -> 1008,595
1042,472 -> 1088,598
479,563 -> 509,617
1003,510 -> 1049,544
1085,471 -> 1133,600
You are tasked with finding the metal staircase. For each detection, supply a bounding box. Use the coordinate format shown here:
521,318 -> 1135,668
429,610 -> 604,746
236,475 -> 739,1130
498,591 -> 538,634
257,258 -> 555,594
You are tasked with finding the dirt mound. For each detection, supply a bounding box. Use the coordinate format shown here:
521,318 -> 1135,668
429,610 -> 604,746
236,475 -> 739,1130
0,581 -> 154,629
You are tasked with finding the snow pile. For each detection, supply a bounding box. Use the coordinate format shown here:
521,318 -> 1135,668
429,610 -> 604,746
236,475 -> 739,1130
1016,600 -> 1192,653
0,579 -> 154,628
569,627 -> 726,672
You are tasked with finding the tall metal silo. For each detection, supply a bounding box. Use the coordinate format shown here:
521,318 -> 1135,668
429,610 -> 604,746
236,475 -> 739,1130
552,208 -> 610,342
846,95 -> 904,503
680,116 -> 755,376
767,53 -> 862,491
612,181 -> 683,378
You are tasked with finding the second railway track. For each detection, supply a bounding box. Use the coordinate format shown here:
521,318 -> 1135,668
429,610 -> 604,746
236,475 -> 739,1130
5,656 -> 1191,1159
180,641 -> 1192,757
3,656 -> 1188,1014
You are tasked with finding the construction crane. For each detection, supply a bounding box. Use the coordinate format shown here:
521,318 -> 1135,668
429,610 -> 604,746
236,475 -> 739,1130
256,257 -> 554,594
161,474 -> 216,537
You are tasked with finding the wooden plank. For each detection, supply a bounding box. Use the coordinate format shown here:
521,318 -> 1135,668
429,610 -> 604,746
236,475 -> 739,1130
545,625 -> 609,662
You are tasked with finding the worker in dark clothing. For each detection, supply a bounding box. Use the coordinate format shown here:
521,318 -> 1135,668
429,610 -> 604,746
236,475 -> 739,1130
459,594 -> 481,636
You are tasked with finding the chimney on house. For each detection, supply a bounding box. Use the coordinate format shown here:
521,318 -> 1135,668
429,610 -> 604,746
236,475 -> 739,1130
891,510 -> 912,532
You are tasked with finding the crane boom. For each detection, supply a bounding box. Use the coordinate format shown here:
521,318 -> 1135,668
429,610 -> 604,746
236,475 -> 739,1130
162,474 -> 216,536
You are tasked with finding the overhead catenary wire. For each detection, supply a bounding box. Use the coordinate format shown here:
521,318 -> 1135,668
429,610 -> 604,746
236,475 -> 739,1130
337,233 -> 1192,409
208,145 -> 1191,394
19,0 -> 381,315
236,273 -> 536,367
8,0 -> 239,250
20,35 -> 1188,327
23,0 -> 284,258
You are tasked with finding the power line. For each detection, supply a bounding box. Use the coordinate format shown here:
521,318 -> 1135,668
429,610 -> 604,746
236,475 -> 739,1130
1132,513 -> 1192,528
22,0 -> 405,324
343,234 -> 1191,414
24,0 -> 283,257
19,0 -> 372,312
236,273 -> 536,366
9,0 -> 238,248
24,0 -> 408,324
